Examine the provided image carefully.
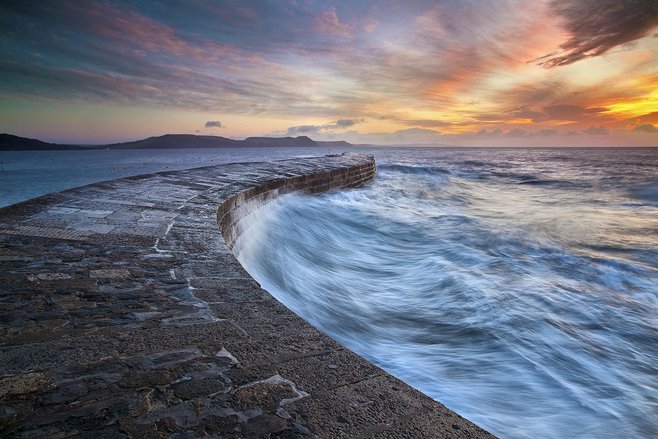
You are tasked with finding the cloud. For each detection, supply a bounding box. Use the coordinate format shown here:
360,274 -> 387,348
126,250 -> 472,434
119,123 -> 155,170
0,1 -> 370,117
583,125 -> 610,135
619,112 -> 658,128
509,104 -> 609,124
634,123 -> 658,133
506,128 -> 531,137
402,119 -> 453,128
205,120 -> 222,128
543,104 -> 606,120
500,81 -> 567,107
0,0 -> 655,147
285,125 -> 322,135
285,118 -> 362,136
543,104 -> 584,120
392,128 -> 443,139
476,128 -> 503,136
479,127 -> 587,138
363,16 -> 379,33
314,8 -> 351,38
538,128 -> 559,136
512,106 -> 548,123
334,118 -> 359,128
538,0 -> 658,67
348,127 -> 445,145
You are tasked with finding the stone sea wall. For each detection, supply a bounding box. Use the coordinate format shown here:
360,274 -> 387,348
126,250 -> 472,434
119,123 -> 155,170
218,157 -> 375,250
0,153 -> 494,438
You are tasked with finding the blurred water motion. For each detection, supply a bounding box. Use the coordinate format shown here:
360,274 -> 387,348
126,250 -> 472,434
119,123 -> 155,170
238,147 -> 658,439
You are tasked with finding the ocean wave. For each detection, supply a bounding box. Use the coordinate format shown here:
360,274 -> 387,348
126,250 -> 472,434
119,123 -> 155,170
237,148 -> 658,439
621,202 -> 658,208
628,181 -> 658,202
378,164 -> 451,176
516,178 -> 591,189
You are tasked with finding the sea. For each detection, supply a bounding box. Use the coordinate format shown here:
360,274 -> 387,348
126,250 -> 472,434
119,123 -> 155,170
2,146 -> 657,438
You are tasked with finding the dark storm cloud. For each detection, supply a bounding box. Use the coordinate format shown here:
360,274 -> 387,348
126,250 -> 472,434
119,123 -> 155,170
205,121 -> 222,128
539,0 -> 658,67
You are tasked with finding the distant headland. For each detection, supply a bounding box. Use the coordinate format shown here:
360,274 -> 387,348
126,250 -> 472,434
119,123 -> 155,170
0,133 -> 352,151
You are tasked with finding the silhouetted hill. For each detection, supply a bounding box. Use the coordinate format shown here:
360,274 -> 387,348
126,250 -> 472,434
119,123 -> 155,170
1,133 -> 352,151
317,140 -> 351,148
242,136 -> 317,147
106,134 -> 242,149
0,133 -> 86,151
109,134 -> 322,149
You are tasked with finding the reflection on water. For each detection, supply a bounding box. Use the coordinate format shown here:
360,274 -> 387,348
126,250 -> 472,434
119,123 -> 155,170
237,148 -> 658,439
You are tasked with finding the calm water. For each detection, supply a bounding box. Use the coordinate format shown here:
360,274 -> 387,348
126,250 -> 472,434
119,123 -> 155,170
3,147 -> 657,438
0,147 -> 328,207
236,147 -> 658,439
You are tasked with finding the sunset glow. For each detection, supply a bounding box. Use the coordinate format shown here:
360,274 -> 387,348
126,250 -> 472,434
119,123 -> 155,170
1,0 -> 657,146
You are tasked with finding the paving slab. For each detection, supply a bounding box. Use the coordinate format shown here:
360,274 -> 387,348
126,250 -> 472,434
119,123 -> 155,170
0,154 -> 495,438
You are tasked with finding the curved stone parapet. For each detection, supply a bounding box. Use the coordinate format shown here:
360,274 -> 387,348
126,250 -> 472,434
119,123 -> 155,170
0,153 -> 494,438
217,154 -> 375,251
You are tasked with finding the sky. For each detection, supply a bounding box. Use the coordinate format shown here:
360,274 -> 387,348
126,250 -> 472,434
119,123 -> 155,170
0,0 -> 657,146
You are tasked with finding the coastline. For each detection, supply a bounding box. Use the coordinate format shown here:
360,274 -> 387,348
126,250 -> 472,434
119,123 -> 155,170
0,153 -> 494,438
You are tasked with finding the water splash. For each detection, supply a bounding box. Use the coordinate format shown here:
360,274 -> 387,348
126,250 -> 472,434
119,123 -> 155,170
237,148 -> 658,439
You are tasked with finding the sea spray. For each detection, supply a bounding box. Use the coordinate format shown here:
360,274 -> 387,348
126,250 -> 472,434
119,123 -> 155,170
237,147 -> 658,439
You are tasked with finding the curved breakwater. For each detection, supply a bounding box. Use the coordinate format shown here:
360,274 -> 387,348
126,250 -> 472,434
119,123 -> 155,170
0,153 -> 494,438
217,154 -> 375,251
236,147 -> 658,439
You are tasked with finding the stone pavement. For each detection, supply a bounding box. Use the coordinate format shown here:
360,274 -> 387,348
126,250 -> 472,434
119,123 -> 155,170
0,153 -> 495,438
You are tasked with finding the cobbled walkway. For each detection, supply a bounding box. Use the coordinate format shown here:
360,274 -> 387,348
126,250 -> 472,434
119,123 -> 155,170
0,154 -> 494,438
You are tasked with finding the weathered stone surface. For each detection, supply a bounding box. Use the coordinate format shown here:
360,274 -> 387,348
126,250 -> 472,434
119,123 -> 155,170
0,373 -> 55,400
0,154 -> 495,438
